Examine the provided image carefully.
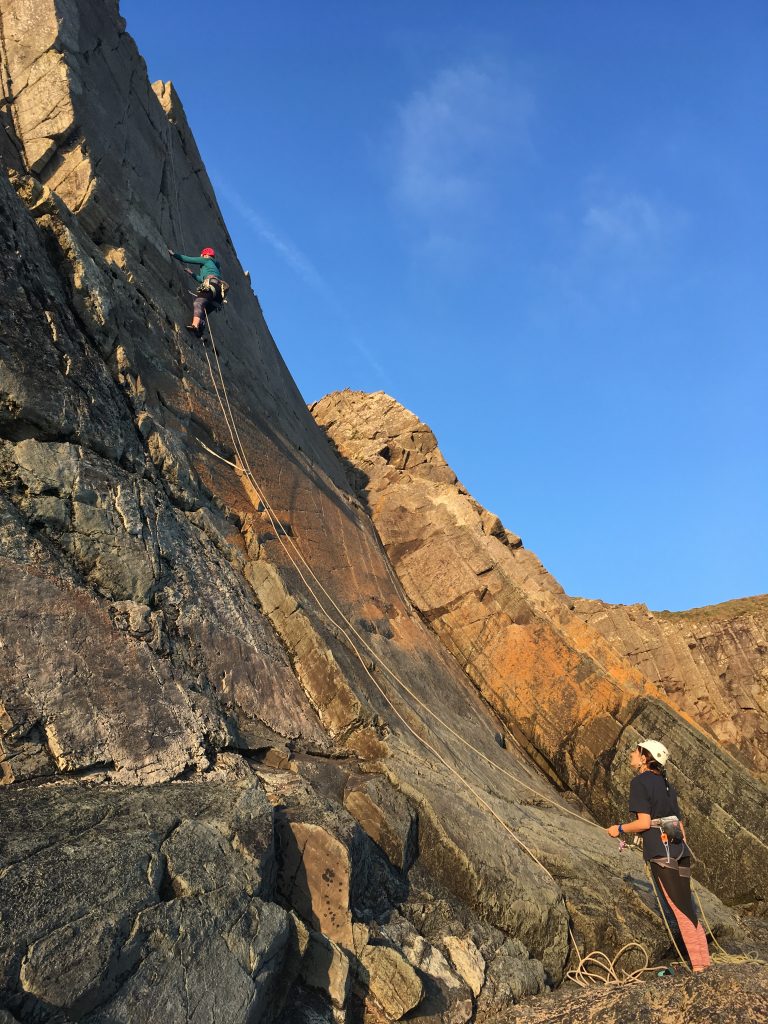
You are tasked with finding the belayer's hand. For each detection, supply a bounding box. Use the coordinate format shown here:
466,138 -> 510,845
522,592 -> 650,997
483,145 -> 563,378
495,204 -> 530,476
606,825 -> 620,838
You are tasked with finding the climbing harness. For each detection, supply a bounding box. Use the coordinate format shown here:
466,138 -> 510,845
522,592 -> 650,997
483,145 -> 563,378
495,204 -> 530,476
197,273 -> 229,304
651,815 -> 686,864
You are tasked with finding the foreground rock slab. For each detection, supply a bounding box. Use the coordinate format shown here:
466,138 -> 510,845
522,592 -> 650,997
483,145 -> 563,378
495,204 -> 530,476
0,781 -> 290,1023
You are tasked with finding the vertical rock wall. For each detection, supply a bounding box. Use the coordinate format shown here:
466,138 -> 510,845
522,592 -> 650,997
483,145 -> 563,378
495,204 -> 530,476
0,2 -> 764,1019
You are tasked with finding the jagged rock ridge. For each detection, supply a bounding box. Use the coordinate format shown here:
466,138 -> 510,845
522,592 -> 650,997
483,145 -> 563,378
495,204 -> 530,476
0,2 -> 765,1022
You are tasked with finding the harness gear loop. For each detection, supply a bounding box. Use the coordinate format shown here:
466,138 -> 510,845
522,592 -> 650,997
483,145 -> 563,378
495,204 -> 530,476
650,816 -> 686,864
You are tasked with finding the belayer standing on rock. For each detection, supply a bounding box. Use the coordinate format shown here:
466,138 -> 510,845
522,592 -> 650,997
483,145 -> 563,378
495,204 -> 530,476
168,246 -> 228,337
606,739 -> 711,972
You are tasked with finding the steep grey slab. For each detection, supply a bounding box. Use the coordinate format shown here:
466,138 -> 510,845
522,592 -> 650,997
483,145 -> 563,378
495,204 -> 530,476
0,782 -> 289,1023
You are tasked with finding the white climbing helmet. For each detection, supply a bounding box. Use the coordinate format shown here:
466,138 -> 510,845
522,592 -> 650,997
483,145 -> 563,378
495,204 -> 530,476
638,738 -> 669,766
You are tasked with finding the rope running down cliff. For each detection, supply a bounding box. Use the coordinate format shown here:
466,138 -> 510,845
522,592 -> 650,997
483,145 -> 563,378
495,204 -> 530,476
196,311 -> 656,985
198,309 -> 761,981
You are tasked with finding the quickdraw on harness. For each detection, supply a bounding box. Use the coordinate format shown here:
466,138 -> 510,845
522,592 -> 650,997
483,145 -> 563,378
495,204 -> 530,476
618,817 -> 686,864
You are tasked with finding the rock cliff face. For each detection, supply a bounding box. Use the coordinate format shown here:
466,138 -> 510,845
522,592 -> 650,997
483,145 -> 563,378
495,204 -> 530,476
573,596 -> 768,776
0,2 -> 765,1022
312,391 -> 768,907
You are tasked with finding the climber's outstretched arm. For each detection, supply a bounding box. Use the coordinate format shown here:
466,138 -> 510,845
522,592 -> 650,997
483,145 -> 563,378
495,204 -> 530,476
169,250 -> 207,267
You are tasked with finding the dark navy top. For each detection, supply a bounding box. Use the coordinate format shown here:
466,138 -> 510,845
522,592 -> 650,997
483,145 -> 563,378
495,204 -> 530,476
629,771 -> 688,862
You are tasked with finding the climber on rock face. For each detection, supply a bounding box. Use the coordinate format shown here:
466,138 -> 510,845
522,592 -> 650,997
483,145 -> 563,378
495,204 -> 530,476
168,246 -> 227,337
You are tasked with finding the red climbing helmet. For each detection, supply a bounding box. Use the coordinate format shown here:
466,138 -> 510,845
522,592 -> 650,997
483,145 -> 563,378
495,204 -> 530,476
200,247 -> 215,258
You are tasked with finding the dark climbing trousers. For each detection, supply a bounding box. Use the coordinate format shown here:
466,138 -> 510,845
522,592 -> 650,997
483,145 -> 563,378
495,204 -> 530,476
650,858 -> 711,970
192,293 -> 217,320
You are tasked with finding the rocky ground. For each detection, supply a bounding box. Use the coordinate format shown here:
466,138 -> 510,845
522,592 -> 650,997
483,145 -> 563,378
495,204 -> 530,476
0,1 -> 766,1021
495,964 -> 768,1024
2,772 -> 764,1023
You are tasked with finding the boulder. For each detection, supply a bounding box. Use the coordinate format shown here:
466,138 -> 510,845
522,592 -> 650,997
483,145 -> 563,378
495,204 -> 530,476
360,945 -> 423,1020
343,773 -> 418,872
304,933 -> 351,1011
378,910 -> 478,1023
269,768 -> 407,945
474,938 -> 548,1020
443,936 -> 486,997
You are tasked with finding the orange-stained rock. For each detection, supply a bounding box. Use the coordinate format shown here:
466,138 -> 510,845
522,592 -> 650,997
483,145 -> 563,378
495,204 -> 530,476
574,595 -> 768,775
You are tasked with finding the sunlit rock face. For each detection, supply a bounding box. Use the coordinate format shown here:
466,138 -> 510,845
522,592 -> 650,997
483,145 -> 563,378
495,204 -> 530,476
0,1 -> 765,1019
313,389 -> 768,905
572,596 -> 768,776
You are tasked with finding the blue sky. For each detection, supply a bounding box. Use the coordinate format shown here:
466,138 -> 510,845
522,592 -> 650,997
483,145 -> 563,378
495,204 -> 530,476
122,1 -> 767,611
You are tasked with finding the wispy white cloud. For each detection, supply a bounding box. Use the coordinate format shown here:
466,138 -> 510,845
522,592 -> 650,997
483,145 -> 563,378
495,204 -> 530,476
545,184 -> 688,316
221,184 -> 330,297
583,193 -> 662,247
393,61 -> 535,217
218,182 -> 390,384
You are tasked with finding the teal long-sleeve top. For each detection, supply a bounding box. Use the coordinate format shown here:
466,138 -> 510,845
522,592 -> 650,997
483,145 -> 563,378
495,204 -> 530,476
172,252 -> 222,284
